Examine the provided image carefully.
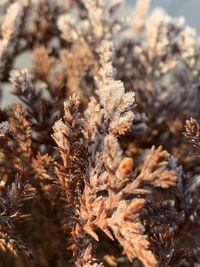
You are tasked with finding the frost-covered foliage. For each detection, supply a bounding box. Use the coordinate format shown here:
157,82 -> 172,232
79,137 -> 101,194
0,0 -> 200,267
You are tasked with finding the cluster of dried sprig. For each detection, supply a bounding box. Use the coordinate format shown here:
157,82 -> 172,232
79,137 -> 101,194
1,0 -> 200,267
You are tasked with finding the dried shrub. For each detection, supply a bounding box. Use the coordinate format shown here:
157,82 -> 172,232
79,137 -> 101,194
0,0 -> 200,267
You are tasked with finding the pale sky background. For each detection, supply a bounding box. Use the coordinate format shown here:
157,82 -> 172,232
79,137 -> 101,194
124,0 -> 200,33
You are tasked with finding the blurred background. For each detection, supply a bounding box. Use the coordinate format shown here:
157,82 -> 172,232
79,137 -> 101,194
2,0 -> 200,106
124,0 -> 200,33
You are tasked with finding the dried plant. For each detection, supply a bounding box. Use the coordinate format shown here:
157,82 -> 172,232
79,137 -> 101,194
0,0 -> 200,267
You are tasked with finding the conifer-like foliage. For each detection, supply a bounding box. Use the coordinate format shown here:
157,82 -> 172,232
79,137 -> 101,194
0,0 -> 200,266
